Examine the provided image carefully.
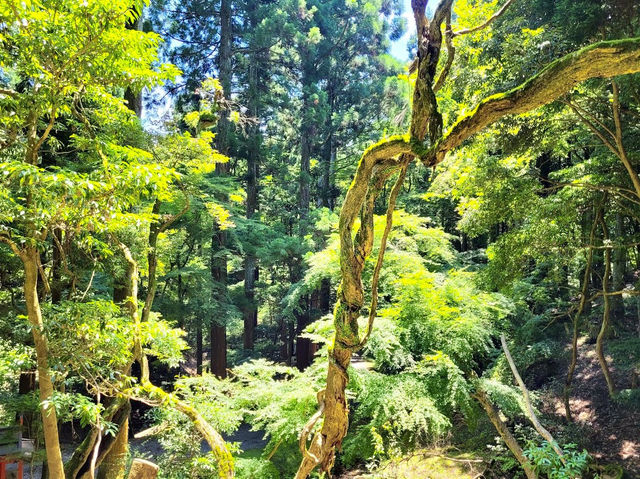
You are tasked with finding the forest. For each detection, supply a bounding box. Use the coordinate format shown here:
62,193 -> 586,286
1,0 -> 640,478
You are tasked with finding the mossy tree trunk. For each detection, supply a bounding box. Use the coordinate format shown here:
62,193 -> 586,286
22,248 -> 66,479
115,241 -> 235,477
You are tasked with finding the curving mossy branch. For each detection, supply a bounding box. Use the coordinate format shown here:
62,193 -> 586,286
429,37 -> 640,166
294,0 -> 640,476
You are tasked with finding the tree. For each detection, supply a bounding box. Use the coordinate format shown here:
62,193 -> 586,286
0,2 -> 179,476
293,0 -> 640,476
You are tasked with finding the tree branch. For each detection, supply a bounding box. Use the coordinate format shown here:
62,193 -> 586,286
0,233 -> 23,258
501,334 -> 566,464
453,0 -> 516,37
0,88 -> 18,98
612,80 -> 640,198
426,37 -> 640,167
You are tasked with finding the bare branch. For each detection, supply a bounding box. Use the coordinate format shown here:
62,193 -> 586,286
501,334 -> 567,464
612,80 -> 640,198
357,158 -> 410,349
0,88 -> 18,98
564,96 -> 616,139
434,11 -> 455,92
564,100 -> 620,156
33,107 -> 57,157
453,0 -> 516,37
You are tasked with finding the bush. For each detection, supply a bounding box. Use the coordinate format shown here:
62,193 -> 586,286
524,441 -> 591,479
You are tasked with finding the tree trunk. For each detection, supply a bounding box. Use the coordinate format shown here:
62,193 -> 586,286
597,219 -> 616,397
96,418 -> 129,479
242,3 -> 261,350
210,226 -> 228,379
123,6 -> 142,117
320,80 -> 336,210
243,255 -> 257,350
51,229 -> 63,304
209,0 -> 232,373
23,248 -> 65,479
294,67 -> 315,370
115,241 -> 234,477
610,212 -> 626,319
564,204 -> 599,421
196,315 -> 203,375
473,389 -> 537,479
296,296 -> 312,371
210,323 -> 227,378
279,317 -> 290,363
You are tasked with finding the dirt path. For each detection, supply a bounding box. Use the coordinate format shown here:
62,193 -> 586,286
543,338 -> 640,477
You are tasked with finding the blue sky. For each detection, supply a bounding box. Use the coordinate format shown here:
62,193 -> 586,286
390,0 -> 415,61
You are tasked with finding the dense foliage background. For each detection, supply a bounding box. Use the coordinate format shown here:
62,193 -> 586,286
1,0 -> 639,478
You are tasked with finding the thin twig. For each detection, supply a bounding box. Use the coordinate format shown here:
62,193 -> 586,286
453,0 -> 516,37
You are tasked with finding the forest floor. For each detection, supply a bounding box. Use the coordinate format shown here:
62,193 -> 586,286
18,423 -> 267,479
15,340 -> 639,479
338,449 -> 486,479
541,337 -> 640,478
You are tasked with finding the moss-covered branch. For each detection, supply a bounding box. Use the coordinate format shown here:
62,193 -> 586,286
427,37 -> 640,166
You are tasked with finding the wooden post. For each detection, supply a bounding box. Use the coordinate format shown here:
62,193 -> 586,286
127,459 -> 158,479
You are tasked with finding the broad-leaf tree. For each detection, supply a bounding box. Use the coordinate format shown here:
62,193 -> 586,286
0,1 -> 178,476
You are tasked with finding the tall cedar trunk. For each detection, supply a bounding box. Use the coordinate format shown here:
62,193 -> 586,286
319,279 -> 331,314
242,6 -> 260,349
210,0 -> 232,377
295,67 -> 314,369
23,248 -> 65,479
196,316 -> 203,375
279,317 -> 290,363
315,82 -> 335,326
320,79 -> 336,210
210,229 -> 228,378
210,324 -> 227,377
